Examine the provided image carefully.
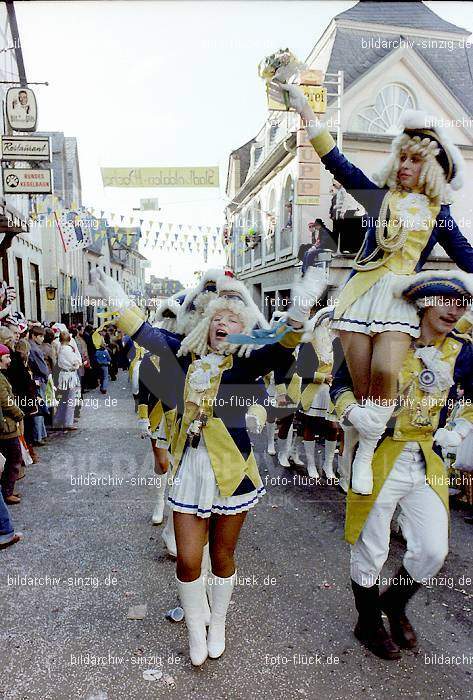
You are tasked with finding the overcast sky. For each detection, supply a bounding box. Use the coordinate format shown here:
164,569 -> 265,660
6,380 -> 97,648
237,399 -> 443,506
15,1 -> 473,283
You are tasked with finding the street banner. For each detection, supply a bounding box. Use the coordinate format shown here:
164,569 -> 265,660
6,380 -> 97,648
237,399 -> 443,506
2,167 -> 53,194
101,167 -> 219,188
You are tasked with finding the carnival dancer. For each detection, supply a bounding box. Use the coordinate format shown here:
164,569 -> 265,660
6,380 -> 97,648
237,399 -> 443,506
330,270 -> 473,660
270,79 -> 473,496
138,352 -> 172,525
274,346 -> 303,468
153,276 -> 226,550
94,265 -> 326,666
262,311 -> 295,458
296,314 -> 339,480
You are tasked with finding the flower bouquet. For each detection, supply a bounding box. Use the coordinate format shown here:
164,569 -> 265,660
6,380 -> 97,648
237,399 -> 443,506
259,48 -> 326,113
258,49 -> 304,110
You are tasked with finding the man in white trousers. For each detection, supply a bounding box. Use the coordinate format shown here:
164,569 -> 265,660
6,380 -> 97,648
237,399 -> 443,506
331,271 -> 473,660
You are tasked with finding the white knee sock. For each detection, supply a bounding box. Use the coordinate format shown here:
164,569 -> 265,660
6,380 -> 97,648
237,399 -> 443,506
351,401 -> 395,495
151,472 -> 167,525
267,423 -> 276,455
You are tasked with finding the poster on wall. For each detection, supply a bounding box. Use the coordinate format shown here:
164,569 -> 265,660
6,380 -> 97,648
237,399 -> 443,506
55,210 -> 92,253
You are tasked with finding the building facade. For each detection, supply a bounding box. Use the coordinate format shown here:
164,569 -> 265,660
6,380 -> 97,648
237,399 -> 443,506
0,1 -> 33,309
225,0 -> 473,317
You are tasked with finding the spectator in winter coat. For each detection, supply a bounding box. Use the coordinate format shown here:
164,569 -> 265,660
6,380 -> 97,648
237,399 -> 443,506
95,340 -> 111,395
52,331 -> 82,431
0,344 -> 24,505
28,326 -> 49,445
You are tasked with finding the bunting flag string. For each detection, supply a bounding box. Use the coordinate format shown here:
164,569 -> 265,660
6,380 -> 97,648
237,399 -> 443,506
30,195 -> 226,258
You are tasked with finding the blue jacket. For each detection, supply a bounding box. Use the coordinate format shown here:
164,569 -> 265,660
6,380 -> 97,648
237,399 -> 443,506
320,145 -> 473,279
131,322 -> 297,458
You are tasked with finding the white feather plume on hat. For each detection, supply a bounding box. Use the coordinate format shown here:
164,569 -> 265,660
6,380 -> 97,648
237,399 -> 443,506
371,109 -> 464,192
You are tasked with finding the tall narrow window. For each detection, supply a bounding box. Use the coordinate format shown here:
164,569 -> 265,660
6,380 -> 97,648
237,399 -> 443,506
15,257 -> 25,314
30,263 -> 41,321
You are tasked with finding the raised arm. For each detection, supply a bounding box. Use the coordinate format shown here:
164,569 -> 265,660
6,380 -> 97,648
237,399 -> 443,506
269,82 -> 382,211
93,270 -> 182,358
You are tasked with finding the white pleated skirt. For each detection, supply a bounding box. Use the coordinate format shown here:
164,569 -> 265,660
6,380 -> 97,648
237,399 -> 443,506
168,438 -> 265,518
302,383 -> 331,419
332,272 -> 421,337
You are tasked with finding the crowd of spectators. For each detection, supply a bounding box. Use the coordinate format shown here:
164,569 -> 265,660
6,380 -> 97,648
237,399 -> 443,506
0,315 -> 131,550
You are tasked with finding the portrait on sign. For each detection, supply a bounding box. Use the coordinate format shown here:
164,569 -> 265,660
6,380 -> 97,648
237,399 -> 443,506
6,87 -> 38,132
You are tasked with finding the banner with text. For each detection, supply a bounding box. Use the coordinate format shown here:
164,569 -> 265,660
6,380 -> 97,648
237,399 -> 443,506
101,167 -> 219,188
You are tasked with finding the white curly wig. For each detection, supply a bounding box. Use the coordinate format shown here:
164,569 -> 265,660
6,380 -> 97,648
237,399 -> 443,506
371,109 -> 464,204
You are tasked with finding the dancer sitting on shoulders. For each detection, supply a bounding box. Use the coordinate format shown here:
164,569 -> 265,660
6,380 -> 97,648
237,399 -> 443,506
270,79 -> 473,495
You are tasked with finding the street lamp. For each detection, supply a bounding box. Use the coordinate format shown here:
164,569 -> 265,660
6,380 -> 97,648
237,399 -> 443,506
45,282 -> 57,301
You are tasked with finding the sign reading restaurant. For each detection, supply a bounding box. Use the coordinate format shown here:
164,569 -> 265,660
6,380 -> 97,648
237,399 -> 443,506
2,168 -> 53,194
0,135 -> 51,161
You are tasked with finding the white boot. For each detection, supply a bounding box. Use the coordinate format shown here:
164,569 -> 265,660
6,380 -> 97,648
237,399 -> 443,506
322,440 -> 337,480
303,440 -> 319,478
290,434 -> 304,466
207,571 -> 236,659
161,512 -> 177,557
277,438 -> 291,467
151,472 -> 167,525
176,576 -> 208,666
267,423 -> 276,455
338,427 -> 356,493
351,402 -> 395,495
201,544 -> 211,626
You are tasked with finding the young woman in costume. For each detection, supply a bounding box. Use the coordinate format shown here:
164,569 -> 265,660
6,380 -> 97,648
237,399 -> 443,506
270,80 -> 473,494
94,266 -> 326,666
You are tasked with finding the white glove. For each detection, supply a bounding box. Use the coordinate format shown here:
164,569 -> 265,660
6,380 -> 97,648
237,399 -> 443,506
346,404 -> 384,440
137,418 -> 152,439
434,423 -> 470,451
268,80 -> 307,112
92,268 -> 132,310
268,82 -> 325,139
287,267 -> 328,324
246,413 -> 262,435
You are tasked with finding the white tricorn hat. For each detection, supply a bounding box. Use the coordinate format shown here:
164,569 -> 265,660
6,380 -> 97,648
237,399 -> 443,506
153,290 -> 188,331
177,275 -> 269,356
176,268 -> 226,335
372,109 -> 464,193
393,268 -> 473,306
